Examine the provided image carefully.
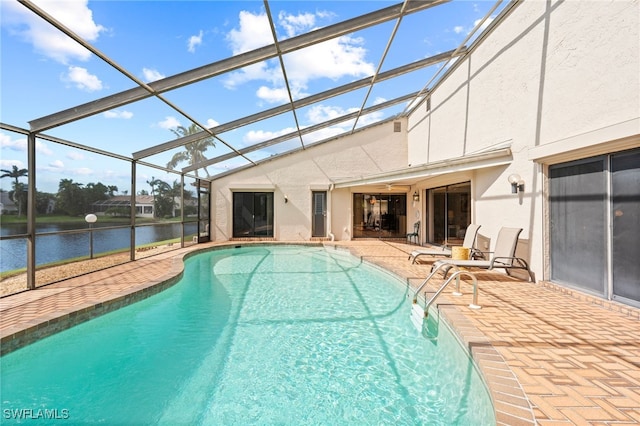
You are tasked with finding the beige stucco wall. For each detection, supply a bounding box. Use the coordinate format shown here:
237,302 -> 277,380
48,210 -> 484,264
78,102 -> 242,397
210,120 -> 408,242
208,0 -> 639,283
406,0 -> 640,279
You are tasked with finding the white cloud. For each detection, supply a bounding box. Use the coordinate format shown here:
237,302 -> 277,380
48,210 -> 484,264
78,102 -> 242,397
373,97 -> 387,105
357,110 -> 384,127
37,141 -> 53,156
0,159 -> 26,170
224,62 -> 281,90
0,133 -> 53,155
226,11 -> 273,55
142,68 -> 165,83
1,0 -> 105,64
306,104 -> 357,125
223,10 -> 374,100
452,16 -> 494,38
0,133 -> 24,151
303,104 -> 384,134
76,167 -> 93,175
63,66 -> 103,91
286,35 -> 375,81
278,11 -> 317,38
157,116 -> 181,130
474,17 -> 494,32
49,160 -> 65,169
243,127 -> 297,144
188,30 -> 203,53
302,126 -> 346,144
103,110 -> 133,119
256,86 -> 290,104
66,151 -> 85,161
206,118 -> 220,128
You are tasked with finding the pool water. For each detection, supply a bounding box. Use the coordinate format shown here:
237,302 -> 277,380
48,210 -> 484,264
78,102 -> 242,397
1,245 -> 494,425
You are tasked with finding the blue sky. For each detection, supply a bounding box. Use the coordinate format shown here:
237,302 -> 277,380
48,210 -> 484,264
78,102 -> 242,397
1,0 -> 502,194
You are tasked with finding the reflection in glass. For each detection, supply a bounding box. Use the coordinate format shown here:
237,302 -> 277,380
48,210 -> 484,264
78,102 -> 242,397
352,193 -> 407,238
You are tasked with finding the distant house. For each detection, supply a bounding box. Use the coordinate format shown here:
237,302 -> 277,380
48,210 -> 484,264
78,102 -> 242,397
0,192 -> 17,215
92,195 -> 155,218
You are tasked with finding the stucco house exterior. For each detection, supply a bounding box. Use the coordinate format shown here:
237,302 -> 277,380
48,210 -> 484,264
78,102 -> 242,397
209,1 -> 640,307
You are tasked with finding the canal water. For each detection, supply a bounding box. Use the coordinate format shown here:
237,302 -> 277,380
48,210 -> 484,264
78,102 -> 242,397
0,222 -> 198,273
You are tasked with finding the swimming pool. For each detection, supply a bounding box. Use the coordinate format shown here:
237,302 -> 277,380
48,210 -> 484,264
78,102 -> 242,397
1,245 -> 494,425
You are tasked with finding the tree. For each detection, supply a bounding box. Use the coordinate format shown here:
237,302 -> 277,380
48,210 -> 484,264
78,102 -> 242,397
151,179 -> 174,218
0,165 -> 28,216
0,165 -> 28,185
146,176 -> 158,197
35,190 -> 56,215
166,124 -> 215,177
83,182 -> 111,212
56,179 -> 84,216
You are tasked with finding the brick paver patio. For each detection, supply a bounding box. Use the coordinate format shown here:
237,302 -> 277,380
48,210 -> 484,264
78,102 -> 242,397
2,240 -> 639,425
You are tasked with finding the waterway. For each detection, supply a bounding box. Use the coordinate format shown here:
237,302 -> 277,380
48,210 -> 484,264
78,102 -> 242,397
0,222 -> 198,273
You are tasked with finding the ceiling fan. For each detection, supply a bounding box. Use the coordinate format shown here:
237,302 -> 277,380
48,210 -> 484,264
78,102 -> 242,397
376,183 -> 411,192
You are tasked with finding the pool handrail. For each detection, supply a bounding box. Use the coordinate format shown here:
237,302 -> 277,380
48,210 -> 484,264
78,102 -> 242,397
412,263 -> 481,319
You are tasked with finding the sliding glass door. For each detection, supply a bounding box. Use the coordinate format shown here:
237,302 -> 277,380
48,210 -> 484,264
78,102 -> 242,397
428,182 -> 470,245
232,192 -> 274,237
549,148 -> 640,306
611,149 -> 640,304
549,158 -> 606,295
353,193 -> 407,238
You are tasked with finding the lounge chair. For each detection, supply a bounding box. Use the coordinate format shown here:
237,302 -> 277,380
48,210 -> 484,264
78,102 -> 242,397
406,220 -> 420,245
431,227 -> 535,282
408,224 -> 481,264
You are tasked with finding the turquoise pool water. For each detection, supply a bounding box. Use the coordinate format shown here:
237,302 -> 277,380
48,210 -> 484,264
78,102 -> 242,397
1,245 -> 494,425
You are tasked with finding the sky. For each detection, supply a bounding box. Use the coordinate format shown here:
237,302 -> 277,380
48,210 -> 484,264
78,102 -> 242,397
0,0 -> 503,195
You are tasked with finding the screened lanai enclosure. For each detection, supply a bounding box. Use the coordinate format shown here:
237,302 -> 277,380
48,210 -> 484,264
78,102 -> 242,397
0,0 -> 512,296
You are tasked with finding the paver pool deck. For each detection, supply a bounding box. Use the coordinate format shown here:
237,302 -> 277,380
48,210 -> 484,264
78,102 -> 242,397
1,240 -> 639,425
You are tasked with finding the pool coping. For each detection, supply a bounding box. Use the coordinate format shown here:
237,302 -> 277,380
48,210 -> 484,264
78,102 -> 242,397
1,241 -> 534,424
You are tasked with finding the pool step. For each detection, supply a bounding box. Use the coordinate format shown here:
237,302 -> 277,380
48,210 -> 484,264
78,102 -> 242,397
411,302 -> 425,331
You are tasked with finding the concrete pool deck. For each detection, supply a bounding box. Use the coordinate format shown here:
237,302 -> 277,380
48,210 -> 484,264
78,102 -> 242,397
1,240 -> 639,425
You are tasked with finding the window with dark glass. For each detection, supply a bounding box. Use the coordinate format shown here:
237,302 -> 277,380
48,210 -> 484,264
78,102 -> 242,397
427,182 -> 470,245
233,192 -> 274,237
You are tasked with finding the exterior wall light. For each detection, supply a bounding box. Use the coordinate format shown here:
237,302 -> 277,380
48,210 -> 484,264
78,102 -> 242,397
508,173 -> 525,193
413,191 -> 420,202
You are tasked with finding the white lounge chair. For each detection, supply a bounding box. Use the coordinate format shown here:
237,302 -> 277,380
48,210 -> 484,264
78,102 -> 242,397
431,226 -> 534,282
408,224 -> 481,264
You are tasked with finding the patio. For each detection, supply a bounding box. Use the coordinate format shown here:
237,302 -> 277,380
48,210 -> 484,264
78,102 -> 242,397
1,240 -> 638,425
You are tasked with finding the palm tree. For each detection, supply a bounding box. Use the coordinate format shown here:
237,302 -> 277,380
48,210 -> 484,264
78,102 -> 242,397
146,176 -> 157,196
0,165 -> 28,185
166,124 -> 215,178
0,165 -> 28,216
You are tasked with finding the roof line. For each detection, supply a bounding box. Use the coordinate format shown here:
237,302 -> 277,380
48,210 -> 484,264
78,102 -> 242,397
205,115 -> 405,181
182,92 -> 417,174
